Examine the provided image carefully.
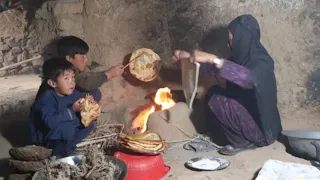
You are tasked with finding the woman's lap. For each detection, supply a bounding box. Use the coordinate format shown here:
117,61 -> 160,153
206,86 -> 267,148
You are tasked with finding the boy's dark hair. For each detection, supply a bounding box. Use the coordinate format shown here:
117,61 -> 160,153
42,57 -> 75,82
57,36 -> 89,58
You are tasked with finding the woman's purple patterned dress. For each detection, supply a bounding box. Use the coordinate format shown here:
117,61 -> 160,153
200,60 -> 267,148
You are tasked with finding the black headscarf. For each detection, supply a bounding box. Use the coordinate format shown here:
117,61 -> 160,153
227,14 -> 282,144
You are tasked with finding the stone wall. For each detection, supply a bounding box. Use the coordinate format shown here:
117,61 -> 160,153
2,0 -> 319,124
34,0 -> 85,59
0,8 -> 41,77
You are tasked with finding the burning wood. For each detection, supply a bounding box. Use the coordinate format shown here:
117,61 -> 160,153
132,87 -> 176,133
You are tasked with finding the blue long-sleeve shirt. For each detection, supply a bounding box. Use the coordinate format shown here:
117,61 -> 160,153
29,88 -> 86,144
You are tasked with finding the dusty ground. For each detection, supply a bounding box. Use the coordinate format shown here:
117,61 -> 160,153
99,110 -> 317,180
162,142 -> 310,180
0,75 -> 318,180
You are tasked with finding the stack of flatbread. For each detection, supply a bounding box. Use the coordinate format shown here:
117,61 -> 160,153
119,131 -> 167,154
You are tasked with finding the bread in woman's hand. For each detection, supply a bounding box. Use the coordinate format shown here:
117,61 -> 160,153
80,94 -> 101,127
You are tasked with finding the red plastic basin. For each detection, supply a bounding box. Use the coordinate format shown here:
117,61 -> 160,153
113,151 -> 170,180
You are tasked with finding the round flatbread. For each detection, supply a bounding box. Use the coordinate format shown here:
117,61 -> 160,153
129,48 -> 161,82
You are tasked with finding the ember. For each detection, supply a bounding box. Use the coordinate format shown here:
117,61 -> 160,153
132,87 -> 176,133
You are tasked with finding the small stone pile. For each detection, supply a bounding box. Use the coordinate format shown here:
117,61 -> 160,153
7,145 -> 52,180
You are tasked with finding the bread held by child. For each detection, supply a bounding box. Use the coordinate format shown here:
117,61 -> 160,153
79,94 -> 101,127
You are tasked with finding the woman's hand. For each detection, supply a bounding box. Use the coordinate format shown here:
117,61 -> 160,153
172,50 -> 191,63
190,50 -> 217,63
172,49 -> 224,69
191,50 -> 224,69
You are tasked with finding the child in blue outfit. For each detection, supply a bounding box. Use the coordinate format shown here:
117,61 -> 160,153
29,58 -> 100,156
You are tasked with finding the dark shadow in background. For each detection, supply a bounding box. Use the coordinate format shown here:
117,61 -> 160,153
168,4 -> 201,52
158,68 -> 182,85
306,68 -> 320,106
2,0 -> 46,24
0,106 -> 31,147
0,104 -> 31,179
21,0 -> 46,24
0,158 -> 12,179
198,26 -> 231,58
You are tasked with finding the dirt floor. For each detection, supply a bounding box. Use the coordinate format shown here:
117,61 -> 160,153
98,110 -> 316,180
0,75 -> 318,180
0,75 -> 320,180
0,137 -> 313,180
162,141 -> 310,180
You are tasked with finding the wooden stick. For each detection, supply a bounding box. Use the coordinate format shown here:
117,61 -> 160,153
76,139 -> 109,147
124,55 -> 141,69
82,133 -> 119,141
100,123 -> 124,127
0,55 -> 42,71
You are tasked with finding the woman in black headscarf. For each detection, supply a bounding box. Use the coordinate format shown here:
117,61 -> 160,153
172,14 -> 282,155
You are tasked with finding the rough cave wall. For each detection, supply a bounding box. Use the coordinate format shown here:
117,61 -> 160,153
0,9 -> 41,77
35,0 -> 85,59
82,0 -> 171,112
15,0 -> 320,125
166,0 -> 320,127
33,0 -> 172,126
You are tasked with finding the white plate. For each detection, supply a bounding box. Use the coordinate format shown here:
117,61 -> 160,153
186,156 -> 230,171
55,155 -> 84,166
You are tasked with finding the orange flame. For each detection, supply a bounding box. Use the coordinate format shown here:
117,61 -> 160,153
154,87 -> 176,110
132,87 -> 175,133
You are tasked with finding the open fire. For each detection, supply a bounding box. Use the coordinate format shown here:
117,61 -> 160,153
132,87 -> 176,133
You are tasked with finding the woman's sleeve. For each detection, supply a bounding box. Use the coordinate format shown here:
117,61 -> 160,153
219,59 -> 254,89
199,59 -> 254,89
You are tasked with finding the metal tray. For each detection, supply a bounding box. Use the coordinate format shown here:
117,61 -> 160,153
281,130 -> 320,161
186,156 -> 230,171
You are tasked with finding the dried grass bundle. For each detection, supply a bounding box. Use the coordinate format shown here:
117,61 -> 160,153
38,147 -> 120,180
77,120 -> 124,150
